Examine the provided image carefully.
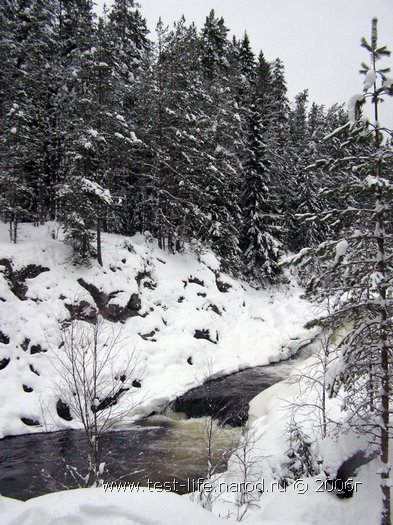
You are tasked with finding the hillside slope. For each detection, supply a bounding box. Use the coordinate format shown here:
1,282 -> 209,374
0,223 -> 312,438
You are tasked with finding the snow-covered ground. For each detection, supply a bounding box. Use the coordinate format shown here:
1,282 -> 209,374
0,488 -> 233,525
0,222 -> 312,438
0,486 -> 312,525
205,355 -> 383,525
2,222 -> 380,525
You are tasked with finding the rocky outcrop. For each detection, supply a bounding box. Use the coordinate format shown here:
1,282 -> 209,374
188,276 -> 204,287
0,331 -> 10,344
29,364 -> 40,376
0,259 -> 49,300
324,449 -> 379,498
139,330 -> 157,341
64,300 -> 98,323
0,358 -> 10,370
205,303 -> 221,316
91,387 -> 130,413
77,278 -> 142,322
215,273 -> 232,293
136,270 -> 156,290
193,329 -> 217,344
21,417 -> 40,427
30,344 -> 47,355
56,399 -> 73,421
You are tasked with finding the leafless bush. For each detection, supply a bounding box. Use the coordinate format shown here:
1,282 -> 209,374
54,314 -> 143,486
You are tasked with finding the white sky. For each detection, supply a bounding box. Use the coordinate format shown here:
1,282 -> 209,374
96,0 -> 393,122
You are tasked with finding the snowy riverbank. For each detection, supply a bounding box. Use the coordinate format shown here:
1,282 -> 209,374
3,222 -> 379,525
0,222 -> 312,438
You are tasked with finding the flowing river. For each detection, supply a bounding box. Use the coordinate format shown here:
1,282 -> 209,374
0,337 -> 316,501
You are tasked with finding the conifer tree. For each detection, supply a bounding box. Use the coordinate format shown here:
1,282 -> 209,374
265,58 -> 292,246
292,19 -> 392,525
242,102 -> 282,282
199,12 -> 244,270
289,90 -> 329,251
135,17 -> 211,251
238,39 -> 282,282
200,9 -> 229,81
255,51 -> 271,106
0,0 -> 58,237
58,1 -> 144,263
106,0 -> 149,234
237,32 -> 256,80
284,421 -> 318,482
269,58 -> 290,147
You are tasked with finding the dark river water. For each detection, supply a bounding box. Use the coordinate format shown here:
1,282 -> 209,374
0,337 -> 315,501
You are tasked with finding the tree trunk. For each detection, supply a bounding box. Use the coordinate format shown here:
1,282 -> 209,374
97,218 -> 103,266
380,343 -> 390,525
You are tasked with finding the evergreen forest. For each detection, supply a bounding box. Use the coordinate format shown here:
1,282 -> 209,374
0,0 -> 364,281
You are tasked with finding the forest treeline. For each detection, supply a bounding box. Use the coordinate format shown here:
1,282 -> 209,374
0,0 -> 374,280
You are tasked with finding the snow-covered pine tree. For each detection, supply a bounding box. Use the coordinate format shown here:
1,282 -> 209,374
291,19 -> 392,525
269,58 -> 290,150
135,17 -> 211,251
60,177 -> 112,265
58,2 -> 143,264
238,43 -> 282,283
311,103 -> 368,241
283,420 -> 319,484
108,0 -> 149,82
0,0 -> 27,241
241,102 -> 282,283
200,9 -> 229,81
237,32 -> 256,80
289,91 -> 329,251
287,89 -> 309,251
0,0 -> 58,238
303,102 -> 356,246
265,58 -> 293,248
160,17 -> 214,250
199,11 -> 244,271
106,0 -> 149,234
255,51 -> 271,113
56,0 -> 99,263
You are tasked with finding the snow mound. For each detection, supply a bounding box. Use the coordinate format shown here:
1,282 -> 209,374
0,487 -> 229,525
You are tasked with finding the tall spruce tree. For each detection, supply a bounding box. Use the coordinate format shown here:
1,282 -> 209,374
0,0 -> 58,239
292,19 -> 392,525
266,58 -> 292,247
135,17 -> 210,251
199,12 -> 244,271
242,102 -> 282,282
57,1 -> 114,264
239,39 -> 282,282
106,0 -> 149,235
58,1 -> 145,264
201,9 -> 229,81
289,90 -> 328,251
